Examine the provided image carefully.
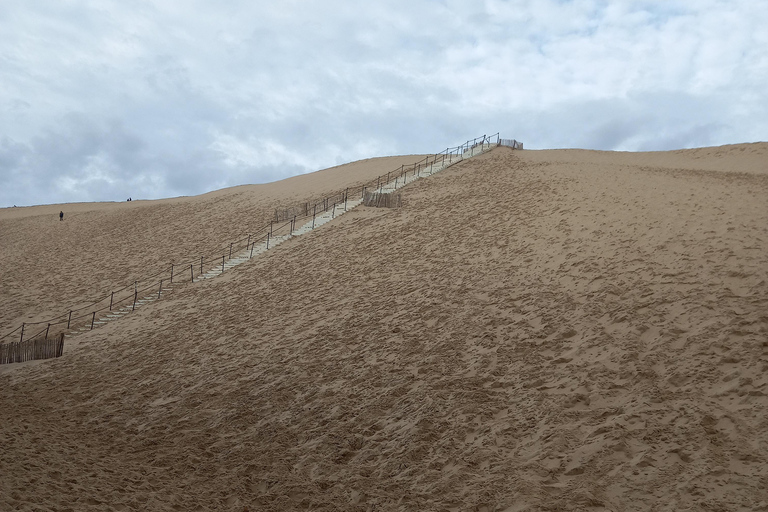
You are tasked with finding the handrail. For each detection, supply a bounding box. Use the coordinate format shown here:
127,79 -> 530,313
1,133 -> 512,344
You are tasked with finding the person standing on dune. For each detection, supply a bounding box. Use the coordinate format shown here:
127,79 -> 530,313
59,211 -> 64,221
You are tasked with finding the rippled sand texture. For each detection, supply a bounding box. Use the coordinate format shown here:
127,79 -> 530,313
1,143 -> 767,511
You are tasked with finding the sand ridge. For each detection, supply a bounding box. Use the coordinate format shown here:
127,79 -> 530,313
1,142 -> 767,510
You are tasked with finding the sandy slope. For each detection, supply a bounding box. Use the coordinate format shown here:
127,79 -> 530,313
1,143 -> 767,511
0,155 -> 425,334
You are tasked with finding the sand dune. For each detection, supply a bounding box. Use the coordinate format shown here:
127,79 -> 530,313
0,155 -> 426,333
1,143 -> 767,511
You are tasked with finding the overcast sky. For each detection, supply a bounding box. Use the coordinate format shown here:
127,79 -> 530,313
1,1 -> 766,207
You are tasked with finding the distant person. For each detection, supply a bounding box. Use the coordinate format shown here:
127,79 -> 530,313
59,211 -> 64,221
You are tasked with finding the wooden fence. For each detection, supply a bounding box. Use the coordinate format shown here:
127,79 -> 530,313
0,333 -> 65,365
363,191 -> 402,208
499,139 -> 523,149
274,190 -> 348,223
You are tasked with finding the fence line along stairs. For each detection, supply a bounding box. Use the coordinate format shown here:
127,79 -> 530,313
6,138 -> 504,348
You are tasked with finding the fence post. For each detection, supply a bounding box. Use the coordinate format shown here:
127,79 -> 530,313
250,241 -> 255,258
332,202 -> 336,219
67,311 -> 72,329
395,176 -> 398,189
201,256 -> 204,275
45,323 -> 50,340
221,255 -> 225,273
345,188 -> 348,211
362,186 -> 366,199
170,264 -> 174,283
158,279 -> 163,299
20,323 -> 24,342
377,176 -> 381,193
132,281 -> 138,311
312,205 -> 317,229
91,312 -> 96,330
110,291 -> 114,311
190,264 -> 194,282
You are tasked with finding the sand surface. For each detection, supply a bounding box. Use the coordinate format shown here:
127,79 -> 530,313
1,143 -> 767,510
0,154 -> 425,335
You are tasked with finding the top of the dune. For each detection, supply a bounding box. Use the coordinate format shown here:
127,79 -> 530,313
519,141 -> 767,175
2,142 -> 764,219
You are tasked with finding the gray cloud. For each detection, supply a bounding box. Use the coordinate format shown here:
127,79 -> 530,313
1,0 -> 766,207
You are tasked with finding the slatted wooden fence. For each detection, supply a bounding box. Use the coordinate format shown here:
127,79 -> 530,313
0,333 -> 64,364
363,191 -> 402,208
499,138 -> 523,149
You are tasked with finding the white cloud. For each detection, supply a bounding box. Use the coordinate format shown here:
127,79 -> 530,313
0,0 -> 766,206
